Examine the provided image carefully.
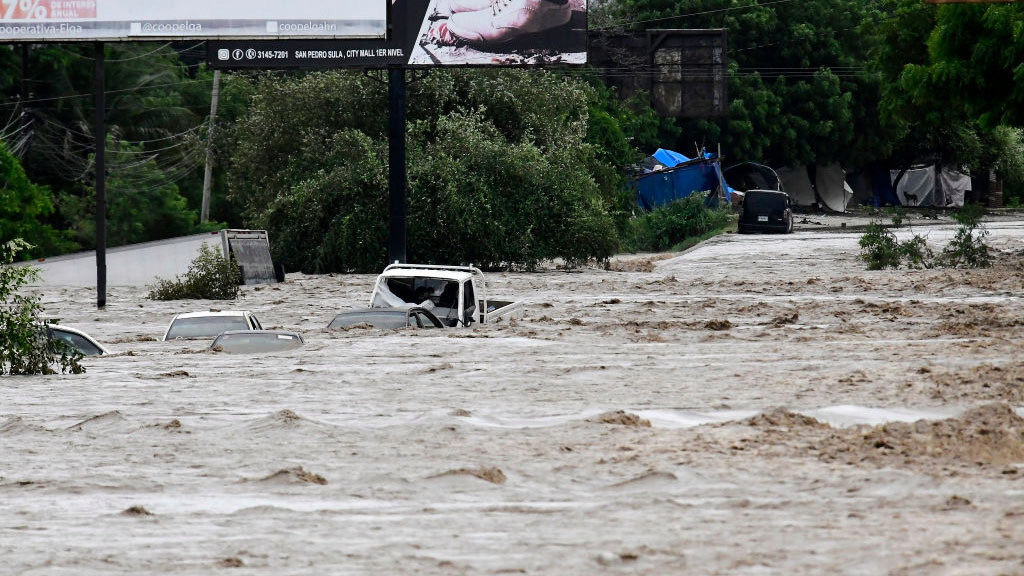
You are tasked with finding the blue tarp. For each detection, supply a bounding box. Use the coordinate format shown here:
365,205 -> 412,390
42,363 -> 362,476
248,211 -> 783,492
634,150 -> 731,210
652,148 -> 692,168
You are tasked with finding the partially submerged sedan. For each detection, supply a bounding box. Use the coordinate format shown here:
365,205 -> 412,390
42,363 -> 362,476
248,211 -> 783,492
47,325 -> 108,356
210,331 -> 304,354
327,307 -> 444,330
162,311 -> 264,341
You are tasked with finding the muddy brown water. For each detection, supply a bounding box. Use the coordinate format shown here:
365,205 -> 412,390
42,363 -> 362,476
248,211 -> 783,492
3,222 -> 1023,574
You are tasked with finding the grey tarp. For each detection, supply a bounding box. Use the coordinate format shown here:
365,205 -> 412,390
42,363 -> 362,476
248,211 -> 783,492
938,167 -> 970,208
778,166 -> 817,207
815,164 -> 854,213
891,167 -> 935,207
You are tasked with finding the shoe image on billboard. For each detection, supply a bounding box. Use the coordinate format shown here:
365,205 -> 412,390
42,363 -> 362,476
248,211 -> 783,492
410,0 -> 586,65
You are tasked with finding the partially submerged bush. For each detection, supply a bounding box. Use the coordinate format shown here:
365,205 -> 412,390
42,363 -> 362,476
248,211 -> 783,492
1,239 -> 84,375
860,205 -> 990,270
148,244 -> 241,300
937,204 -> 991,268
624,194 -> 732,252
859,222 -> 902,270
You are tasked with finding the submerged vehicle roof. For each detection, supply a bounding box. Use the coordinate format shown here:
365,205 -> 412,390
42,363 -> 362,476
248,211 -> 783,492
379,268 -> 473,282
173,311 -> 251,319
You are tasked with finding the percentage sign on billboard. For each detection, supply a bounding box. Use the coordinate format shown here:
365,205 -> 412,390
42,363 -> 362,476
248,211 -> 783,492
21,0 -> 46,19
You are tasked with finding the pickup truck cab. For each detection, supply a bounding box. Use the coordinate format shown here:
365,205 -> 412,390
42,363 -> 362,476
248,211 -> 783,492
369,264 -> 523,327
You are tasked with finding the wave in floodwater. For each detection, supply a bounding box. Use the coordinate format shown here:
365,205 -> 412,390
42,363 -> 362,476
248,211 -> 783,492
5,406 -> 1021,436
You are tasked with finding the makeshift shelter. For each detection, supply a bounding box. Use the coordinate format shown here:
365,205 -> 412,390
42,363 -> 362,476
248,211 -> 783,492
938,167 -> 970,208
891,166 -> 935,207
633,149 -> 731,210
777,166 -> 854,212
815,164 -> 854,212
723,162 -> 782,192
777,166 -> 817,207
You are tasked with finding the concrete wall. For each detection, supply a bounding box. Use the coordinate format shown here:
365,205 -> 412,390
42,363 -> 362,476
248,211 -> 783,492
25,232 -> 223,287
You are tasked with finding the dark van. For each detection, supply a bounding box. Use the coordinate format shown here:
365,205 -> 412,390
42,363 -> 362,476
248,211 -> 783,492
738,190 -> 793,234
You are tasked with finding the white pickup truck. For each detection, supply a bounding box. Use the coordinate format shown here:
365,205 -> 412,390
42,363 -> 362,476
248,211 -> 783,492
369,264 -> 525,327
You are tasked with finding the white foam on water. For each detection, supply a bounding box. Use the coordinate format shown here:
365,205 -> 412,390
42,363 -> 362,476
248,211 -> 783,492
801,405 -> 962,428
636,409 -> 761,429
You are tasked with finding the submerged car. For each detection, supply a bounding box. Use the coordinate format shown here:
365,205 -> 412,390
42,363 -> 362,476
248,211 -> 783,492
47,325 -> 108,356
162,311 -> 264,341
327,307 -> 444,330
738,189 -> 794,234
210,331 -> 304,354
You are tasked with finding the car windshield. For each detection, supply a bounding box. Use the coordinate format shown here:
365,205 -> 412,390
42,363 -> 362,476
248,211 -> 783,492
329,311 -> 411,329
166,316 -> 248,339
211,332 -> 303,354
50,329 -> 103,356
745,192 -> 785,213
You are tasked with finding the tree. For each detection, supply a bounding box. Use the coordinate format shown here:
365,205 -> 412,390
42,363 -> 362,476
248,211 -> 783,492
595,0 -> 882,167
0,239 -> 83,375
0,142 -> 72,258
869,0 -> 1024,200
59,139 -> 218,249
229,70 -> 619,272
911,3 -> 1024,130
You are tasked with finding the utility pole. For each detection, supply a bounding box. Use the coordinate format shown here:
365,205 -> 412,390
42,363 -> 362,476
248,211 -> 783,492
201,69 -> 221,224
94,42 -> 106,309
387,67 -> 407,264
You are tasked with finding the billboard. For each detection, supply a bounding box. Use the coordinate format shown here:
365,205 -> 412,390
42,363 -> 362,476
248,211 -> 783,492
0,0 -> 386,41
208,0 -> 587,68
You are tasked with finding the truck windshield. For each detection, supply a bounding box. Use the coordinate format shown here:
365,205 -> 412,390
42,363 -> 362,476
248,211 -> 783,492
374,277 -> 459,309
166,316 -> 248,340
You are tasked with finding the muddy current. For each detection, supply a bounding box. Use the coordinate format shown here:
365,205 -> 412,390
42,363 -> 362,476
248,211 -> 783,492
3,221 -> 1024,574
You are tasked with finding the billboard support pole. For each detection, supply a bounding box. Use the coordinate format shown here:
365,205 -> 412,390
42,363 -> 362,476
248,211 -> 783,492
95,42 -> 106,309
387,67 -> 407,265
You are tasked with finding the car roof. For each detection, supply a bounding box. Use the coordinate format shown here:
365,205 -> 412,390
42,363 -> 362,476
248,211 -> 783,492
48,324 -> 110,354
379,268 -> 472,282
49,324 -> 92,337
336,308 -> 410,316
215,330 -> 303,341
174,311 -> 251,320
746,189 -> 789,196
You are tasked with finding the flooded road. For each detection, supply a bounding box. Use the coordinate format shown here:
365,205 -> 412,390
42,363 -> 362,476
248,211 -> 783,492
3,221 -> 1024,574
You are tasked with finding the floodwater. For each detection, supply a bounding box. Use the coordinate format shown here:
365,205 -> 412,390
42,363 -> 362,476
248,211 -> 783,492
3,220 -> 1024,574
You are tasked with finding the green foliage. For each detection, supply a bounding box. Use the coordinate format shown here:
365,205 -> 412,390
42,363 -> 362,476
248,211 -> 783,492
859,222 -> 902,270
0,143 -> 74,258
860,208 -> 933,270
59,139 -> 221,249
256,130 -> 388,273
871,1 -> 1023,178
600,0 -> 881,167
938,204 -> 991,269
898,234 -> 934,270
918,3 -> 1024,129
229,70 -> 620,272
623,195 -> 732,253
148,244 -> 241,300
860,204 -> 991,270
1,239 -> 84,375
